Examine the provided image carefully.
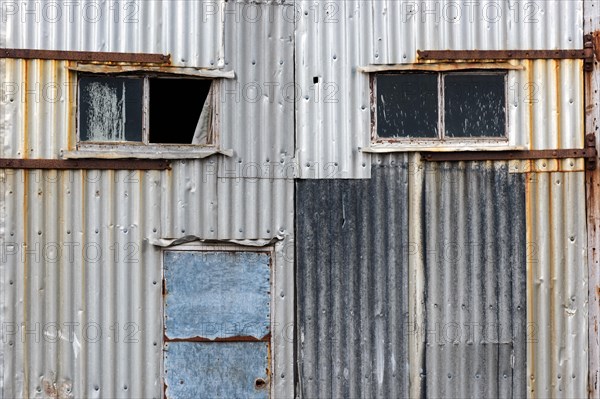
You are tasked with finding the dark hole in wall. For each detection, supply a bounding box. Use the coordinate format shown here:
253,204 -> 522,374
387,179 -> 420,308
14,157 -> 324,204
149,78 -> 212,144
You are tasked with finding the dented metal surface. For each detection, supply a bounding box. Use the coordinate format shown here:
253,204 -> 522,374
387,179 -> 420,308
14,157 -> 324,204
296,0 -> 584,178
164,342 -> 270,399
422,161 -> 527,398
163,251 -> 270,341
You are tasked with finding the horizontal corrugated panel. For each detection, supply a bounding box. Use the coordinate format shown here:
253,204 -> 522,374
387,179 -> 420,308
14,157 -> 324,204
296,160 -> 411,398
295,1 -> 584,178
4,0 -> 222,67
527,171 -> 588,398
423,161 -> 527,398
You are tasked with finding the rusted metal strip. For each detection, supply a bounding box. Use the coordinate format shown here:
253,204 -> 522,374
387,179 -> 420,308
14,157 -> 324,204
418,49 -> 590,61
422,134 -> 598,170
0,48 -> 170,64
164,335 -> 271,343
0,158 -> 170,170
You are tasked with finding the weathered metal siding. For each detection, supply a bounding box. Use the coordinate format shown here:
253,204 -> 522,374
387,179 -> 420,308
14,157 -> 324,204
0,168 -> 294,398
4,1 -> 223,67
295,159 -> 529,398
0,1 -> 296,397
296,160 -> 411,398
527,171 -> 588,398
422,161 -> 527,398
295,1 -> 584,178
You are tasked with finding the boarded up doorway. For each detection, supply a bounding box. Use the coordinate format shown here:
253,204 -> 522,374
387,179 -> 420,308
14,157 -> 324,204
163,249 -> 272,398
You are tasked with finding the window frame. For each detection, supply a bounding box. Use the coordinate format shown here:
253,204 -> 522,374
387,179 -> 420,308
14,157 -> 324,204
76,72 -> 219,151
370,70 -> 510,145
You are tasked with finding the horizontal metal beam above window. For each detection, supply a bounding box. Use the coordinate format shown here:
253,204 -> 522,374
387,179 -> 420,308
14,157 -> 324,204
69,64 -> 235,79
0,48 -> 170,64
358,62 -> 523,73
0,158 -> 170,170
422,134 -> 598,171
417,49 -> 590,61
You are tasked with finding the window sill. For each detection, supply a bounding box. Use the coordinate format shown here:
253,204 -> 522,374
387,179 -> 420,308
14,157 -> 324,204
361,143 -> 527,153
62,147 -> 233,160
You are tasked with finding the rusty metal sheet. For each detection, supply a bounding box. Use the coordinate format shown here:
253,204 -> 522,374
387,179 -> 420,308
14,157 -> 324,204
164,342 -> 270,399
163,251 -> 271,341
0,48 -> 170,63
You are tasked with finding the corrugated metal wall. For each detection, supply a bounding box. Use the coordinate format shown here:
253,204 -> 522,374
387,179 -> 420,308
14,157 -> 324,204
423,161 -> 526,398
296,159 -> 410,398
295,1 -> 584,178
297,158 -> 529,398
0,1 -> 296,397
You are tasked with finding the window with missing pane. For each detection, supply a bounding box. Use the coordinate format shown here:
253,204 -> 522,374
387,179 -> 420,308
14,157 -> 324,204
78,74 -> 215,147
374,71 -> 507,141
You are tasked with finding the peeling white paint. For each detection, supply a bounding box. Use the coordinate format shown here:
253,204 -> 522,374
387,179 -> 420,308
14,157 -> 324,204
85,81 -> 125,142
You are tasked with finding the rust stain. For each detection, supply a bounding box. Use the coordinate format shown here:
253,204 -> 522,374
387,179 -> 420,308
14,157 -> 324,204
593,31 -> 600,62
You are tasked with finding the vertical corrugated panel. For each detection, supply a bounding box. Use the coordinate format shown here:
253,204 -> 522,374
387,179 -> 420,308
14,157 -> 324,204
296,1 -> 372,179
5,0 -> 222,67
527,171 -> 588,398
422,161 -> 527,398
296,160 -> 410,398
0,166 -> 293,397
2,169 -> 165,398
218,1 -> 295,179
296,0 -> 584,178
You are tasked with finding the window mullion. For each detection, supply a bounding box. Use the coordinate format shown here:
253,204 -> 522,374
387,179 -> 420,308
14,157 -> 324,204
143,76 -> 150,144
439,73 -> 445,140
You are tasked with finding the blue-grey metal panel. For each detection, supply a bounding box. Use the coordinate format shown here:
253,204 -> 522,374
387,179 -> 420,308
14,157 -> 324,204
164,251 -> 270,340
296,160 -> 410,398
423,162 -> 527,398
164,342 -> 269,399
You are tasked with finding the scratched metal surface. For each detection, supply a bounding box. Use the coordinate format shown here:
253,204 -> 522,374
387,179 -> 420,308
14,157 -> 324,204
164,341 -> 269,399
164,251 -> 271,340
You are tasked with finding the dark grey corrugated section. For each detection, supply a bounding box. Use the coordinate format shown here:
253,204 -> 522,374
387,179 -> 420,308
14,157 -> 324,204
423,162 -> 526,398
296,162 -> 410,399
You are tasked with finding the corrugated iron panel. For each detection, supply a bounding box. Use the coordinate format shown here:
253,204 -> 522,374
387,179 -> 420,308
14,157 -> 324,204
1,2 -> 296,176
422,161 -> 527,398
296,160 -> 411,398
218,2 -> 296,177
527,171 -> 588,398
0,166 -> 293,398
4,0 -> 222,67
295,1 -> 584,178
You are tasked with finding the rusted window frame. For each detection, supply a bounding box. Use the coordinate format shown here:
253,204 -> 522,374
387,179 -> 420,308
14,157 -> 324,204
370,69 -> 510,145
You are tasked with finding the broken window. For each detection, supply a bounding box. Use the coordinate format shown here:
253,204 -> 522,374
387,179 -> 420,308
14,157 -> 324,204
78,74 -> 214,146
374,71 -> 507,140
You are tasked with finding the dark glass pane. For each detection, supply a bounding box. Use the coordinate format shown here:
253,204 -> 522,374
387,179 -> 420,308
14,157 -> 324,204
79,76 -> 143,142
149,78 -> 212,144
376,73 -> 438,138
444,74 -> 506,138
